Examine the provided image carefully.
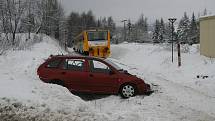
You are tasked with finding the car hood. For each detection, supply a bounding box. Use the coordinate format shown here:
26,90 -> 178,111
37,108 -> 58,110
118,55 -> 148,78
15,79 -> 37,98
119,69 -> 139,78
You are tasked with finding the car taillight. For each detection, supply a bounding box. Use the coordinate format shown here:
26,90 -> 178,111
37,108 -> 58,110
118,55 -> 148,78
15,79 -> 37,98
37,66 -> 42,76
37,69 -> 40,75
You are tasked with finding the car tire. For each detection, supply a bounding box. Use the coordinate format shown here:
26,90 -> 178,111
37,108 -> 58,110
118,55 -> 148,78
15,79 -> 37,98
120,84 -> 136,98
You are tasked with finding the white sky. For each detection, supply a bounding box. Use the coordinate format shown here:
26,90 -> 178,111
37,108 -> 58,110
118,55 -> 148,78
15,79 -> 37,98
60,0 -> 215,26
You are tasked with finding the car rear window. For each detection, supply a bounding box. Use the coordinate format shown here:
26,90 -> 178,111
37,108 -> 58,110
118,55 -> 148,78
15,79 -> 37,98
46,59 -> 61,68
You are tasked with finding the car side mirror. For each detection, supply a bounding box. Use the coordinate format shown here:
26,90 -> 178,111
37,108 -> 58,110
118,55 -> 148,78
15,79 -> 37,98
124,70 -> 128,73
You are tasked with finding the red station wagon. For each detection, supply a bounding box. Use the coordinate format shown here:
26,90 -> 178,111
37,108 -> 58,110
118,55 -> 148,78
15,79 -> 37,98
37,55 -> 151,98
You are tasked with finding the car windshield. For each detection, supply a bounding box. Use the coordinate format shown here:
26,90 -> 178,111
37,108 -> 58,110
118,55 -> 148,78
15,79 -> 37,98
88,31 -> 108,41
104,59 -> 122,70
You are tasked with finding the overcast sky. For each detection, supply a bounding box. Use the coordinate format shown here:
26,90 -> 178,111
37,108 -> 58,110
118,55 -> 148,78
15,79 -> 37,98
60,0 -> 215,26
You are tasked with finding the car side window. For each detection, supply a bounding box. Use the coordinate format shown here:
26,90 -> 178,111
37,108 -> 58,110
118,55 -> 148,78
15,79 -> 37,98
89,60 -> 110,74
63,59 -> 85,71
47,59 -> 61,68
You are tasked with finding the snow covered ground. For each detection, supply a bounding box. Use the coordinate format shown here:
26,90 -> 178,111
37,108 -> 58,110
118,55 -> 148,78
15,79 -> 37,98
108,43 -> 215,121
0,36 -> 215,121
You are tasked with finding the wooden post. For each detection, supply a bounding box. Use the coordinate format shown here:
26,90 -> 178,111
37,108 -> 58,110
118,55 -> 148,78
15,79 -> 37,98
177,43 -> 181,67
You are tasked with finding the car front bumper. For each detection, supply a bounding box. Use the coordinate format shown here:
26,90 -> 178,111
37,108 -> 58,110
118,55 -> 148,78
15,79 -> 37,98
137,83 -> 151,94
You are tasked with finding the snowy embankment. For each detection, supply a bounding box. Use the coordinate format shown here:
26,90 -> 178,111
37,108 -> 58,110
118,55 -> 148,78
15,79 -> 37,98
0,35 -> 108,121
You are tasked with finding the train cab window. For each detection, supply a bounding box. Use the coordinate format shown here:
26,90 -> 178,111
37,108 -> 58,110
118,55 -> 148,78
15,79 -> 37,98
88,31 -> 108,41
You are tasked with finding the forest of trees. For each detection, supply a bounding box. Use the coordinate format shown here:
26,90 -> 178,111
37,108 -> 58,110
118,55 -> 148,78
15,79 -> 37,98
118,11 -> 203,45
151,12 -> 199,45
0,0 -> 209,54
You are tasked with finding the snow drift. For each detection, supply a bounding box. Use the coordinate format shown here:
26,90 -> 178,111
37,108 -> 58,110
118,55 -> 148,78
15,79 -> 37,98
0,35 -> 108,121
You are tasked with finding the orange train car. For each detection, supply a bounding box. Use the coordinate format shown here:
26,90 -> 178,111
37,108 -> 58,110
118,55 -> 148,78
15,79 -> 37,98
73,29 -> 111,58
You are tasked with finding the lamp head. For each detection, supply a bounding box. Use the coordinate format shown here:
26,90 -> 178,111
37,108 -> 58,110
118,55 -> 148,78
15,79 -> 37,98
168,18 -> 177,23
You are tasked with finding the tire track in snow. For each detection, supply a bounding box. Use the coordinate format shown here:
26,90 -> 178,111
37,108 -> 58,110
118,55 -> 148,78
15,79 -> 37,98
154,75 -> 215,118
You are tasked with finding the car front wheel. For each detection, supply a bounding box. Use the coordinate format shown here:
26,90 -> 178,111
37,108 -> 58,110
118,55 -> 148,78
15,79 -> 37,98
120,84 -> 136,98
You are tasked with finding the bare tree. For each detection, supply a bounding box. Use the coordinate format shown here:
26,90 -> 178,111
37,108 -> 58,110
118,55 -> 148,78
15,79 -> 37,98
6,0 -> 27,45
20,0 -> 36,39
0,0 -> 10,41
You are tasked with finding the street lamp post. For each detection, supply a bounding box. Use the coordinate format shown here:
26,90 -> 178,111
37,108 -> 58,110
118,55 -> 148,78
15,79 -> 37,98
168,18 -> 177,63
121,20 -> 128,42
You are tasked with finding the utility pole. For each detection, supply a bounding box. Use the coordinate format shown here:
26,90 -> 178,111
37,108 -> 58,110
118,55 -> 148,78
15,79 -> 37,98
168,18 -> 177,63
121,20 -> 127,42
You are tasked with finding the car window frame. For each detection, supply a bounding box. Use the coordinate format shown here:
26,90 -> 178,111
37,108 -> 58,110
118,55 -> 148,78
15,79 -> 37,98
88,59 -> 113,74
60,58 -> 86,72
45,58 -> 62,69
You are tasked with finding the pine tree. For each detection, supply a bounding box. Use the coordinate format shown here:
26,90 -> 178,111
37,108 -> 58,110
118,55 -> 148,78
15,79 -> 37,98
189,12 -> 199,44
67,12 -> 82,46
97,18 -> 102,28
137,14 -> 145,31
135,14 -> 149,43
203,8 -> 207,16
152,18 -> 167,43
66,11 -> 97,46
85,10 -> 96,29
152,19 -> 160,43
143,18 -> 148,32
107,16 -> 116,38
159,18 -> 165,43
165,22 -> 172,43
101,17 -> 108,28
177,12 -> 190,44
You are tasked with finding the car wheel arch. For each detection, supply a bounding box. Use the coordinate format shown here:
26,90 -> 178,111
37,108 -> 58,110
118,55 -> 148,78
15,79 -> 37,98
49,79 -> 65,87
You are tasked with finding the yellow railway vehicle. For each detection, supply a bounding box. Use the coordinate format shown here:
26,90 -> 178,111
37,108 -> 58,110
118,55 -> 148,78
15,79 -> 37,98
73,29 -> 111,58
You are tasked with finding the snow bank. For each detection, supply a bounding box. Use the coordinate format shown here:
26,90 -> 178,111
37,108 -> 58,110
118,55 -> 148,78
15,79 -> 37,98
0,35 -> 108,121
107,43 -> 215,120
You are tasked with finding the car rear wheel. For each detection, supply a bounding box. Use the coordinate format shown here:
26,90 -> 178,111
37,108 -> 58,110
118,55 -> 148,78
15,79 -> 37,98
120,84 -> 136,98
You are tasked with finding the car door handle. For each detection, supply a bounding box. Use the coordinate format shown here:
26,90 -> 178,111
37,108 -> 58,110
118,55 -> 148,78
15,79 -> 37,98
61,72 -> 66,75
89,74 -> 94,77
